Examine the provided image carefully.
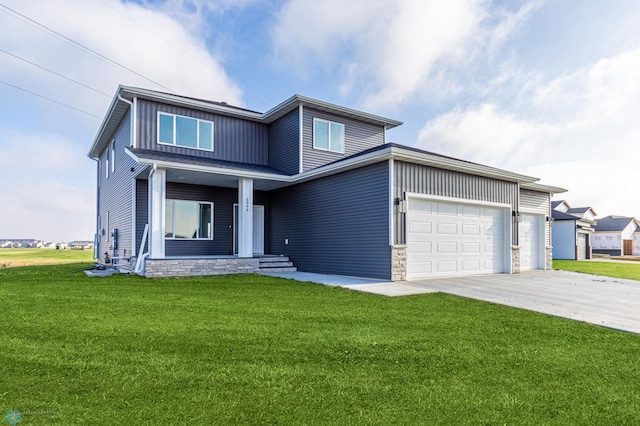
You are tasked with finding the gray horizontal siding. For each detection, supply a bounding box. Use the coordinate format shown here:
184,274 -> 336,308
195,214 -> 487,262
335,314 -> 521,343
136,181 -> 268,256
268,108 -> 300,175
394,161 -> 519,245
97,111 -> 144,262
136,99 -> 269,165
302,107 -> 385,172
520,189 -> 551,246
268,162 -> 391,279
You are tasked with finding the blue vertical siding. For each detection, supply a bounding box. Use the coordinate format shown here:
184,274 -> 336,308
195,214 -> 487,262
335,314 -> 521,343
268,109 -> 300,175
302,107 -> 385,172
136,99 -> 269,165
268,161 -> 391,279
96,111 -> 146,262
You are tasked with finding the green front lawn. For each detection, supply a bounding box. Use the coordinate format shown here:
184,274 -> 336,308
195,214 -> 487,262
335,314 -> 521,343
554,259 -> 640,281
2,264 -> 640,424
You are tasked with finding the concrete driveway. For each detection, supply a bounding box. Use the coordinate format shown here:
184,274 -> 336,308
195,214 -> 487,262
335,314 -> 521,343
265,270 -> 640,334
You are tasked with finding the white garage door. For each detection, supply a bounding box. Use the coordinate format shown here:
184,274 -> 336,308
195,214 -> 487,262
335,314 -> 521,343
519,213 -> 543,271
407,198 -> 509,279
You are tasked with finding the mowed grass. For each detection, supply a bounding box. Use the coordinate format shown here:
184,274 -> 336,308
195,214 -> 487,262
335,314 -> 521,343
2,265 -> 640,425
554,259 -> 640,281
0,248 -> 93,268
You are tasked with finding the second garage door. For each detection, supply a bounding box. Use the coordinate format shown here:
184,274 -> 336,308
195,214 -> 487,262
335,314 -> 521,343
407,198 -> 509,279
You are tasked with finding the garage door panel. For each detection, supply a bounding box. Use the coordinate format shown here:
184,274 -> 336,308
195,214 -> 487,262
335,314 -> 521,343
462,242 -> 481,253
462,224 -> 481,235
410,241 -> 432,253
407,198 -> 508,279
409,221 -> 432,233
462,260 -> 481,271
436,241 -> 457,254
437,261 -> 457,273
437,203 -> 458,215
437,222 -> 458,234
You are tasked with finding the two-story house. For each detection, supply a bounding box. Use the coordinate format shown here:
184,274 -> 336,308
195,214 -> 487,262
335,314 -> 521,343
89,86 -> 565,280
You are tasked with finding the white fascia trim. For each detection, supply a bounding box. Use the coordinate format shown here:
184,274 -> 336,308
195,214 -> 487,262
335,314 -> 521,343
521,182 -> 568,194
389,158 -> 394,246
126,151 -> 290,182
299,105 -> 303,174
132,96 -> 138,149
391,146 -> 539,184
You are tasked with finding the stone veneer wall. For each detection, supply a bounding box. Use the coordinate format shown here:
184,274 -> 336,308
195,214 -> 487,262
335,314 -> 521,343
391,245 -> 406,281
546,246 -> 553,270
145,258 -> 260,278
511,246 -> 520,274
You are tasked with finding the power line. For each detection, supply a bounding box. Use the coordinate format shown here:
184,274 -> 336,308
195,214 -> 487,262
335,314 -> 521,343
0,79 -> 102,119
0,47 -> 112,98
0,2 -> 176,93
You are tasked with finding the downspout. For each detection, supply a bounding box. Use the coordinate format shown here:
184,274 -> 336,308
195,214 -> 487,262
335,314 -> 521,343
134,163 -> 156,275
91,156 -> 99,260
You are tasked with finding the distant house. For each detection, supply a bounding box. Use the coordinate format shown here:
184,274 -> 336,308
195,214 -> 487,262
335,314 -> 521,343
67,241 -> 95,250
592,216 -> 640,256
551,200 -> 597,260
0,239 -> 44,248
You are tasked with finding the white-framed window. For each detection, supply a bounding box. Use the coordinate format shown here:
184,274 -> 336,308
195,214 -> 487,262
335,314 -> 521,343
110,140 -> 116,173
165,200 -> 213,240
105,147 -> 110,179
313,118 -> 345,153
158,112 -> 214,151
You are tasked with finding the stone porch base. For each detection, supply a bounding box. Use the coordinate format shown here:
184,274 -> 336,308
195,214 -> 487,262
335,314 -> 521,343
145,257 -> 260,278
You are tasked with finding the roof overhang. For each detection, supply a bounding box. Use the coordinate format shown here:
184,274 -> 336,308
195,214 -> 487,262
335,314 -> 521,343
521,182 -> 568,194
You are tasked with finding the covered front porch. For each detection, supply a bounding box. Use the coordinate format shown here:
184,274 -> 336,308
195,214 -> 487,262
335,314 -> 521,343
129,149 -> 295,276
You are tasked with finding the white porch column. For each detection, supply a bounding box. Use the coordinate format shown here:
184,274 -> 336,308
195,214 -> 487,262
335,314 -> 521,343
148,166 -> 166,259
237,177 -> 254,258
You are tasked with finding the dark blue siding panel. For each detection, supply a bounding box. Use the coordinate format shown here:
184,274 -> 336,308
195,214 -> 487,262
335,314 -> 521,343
135,179 -> 148,255
268,162 -> 391,279
302,107 -> 385,172
137,99 -> 269,165
268,108 -> 299,175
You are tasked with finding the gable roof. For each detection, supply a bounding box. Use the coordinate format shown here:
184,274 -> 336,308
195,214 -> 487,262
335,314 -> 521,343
566,206 -> 598,217
552,200 -> 568,209
89,86 -> 403,159
594,216 -> 640,232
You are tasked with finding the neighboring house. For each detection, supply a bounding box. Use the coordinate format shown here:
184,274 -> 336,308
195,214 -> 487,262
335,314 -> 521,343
88,86 -> 565,280
592,216 -> 640,256
0,239 -> 44,248
67,241 -> 95,250
634,230 -> 640,256
550,200 -> 597,260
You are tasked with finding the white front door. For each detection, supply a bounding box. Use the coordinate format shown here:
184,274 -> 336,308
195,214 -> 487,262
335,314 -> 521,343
233,205 -> 264,255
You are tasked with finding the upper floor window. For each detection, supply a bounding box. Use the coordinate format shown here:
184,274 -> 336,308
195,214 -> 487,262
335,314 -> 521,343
158,112 -> 213,151
105,146 -> 110,179
313,118 -> 344,153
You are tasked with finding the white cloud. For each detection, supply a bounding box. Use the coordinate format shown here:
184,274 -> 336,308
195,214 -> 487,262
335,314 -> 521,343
0,130 -> 95,242
0,0 -> 246,241
272,0 -> 539,110
417,47 -> 640,218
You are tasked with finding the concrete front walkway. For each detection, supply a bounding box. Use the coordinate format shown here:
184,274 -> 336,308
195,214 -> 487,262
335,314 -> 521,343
263,270 -> 640,334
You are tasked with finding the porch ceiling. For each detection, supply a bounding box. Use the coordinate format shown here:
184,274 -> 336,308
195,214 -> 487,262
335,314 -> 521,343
136,165 -> 290,191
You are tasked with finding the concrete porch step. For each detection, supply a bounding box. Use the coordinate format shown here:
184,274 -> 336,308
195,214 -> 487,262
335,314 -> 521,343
258,256 -> 297,272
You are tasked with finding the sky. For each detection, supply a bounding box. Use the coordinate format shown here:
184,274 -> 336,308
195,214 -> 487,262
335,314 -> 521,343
1,0 -> 639,242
